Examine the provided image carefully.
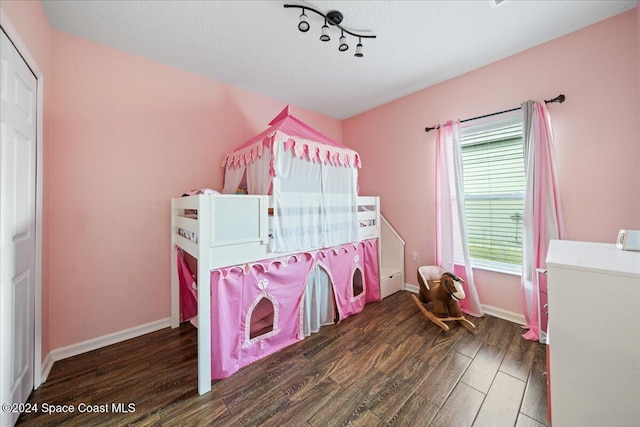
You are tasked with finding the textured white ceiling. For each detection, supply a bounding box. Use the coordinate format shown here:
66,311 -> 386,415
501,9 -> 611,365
41,0 -> 638,119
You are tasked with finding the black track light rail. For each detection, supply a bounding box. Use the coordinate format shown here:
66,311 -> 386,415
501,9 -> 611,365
283,4 -> 377,39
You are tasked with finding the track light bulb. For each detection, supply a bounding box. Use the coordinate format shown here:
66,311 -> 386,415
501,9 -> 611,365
338,33 -> 348,51
355,41 -> 363,57
320,23 -> 330,41
298,11 -> 309,32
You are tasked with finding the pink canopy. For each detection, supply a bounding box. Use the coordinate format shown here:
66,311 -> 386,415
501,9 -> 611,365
221,106 -> 361,170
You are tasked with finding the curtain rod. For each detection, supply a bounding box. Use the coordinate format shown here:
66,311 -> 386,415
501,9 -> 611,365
424,94 -> 566,132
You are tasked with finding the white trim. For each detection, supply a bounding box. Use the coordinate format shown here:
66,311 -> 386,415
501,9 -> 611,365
480,304 -> 526,325
467,260 -> 522,276
40,353 -> 53,384
0,10 -> 44,390
404,283 -> 419,294
403,283 -> 526,325
48,318 -> 171,363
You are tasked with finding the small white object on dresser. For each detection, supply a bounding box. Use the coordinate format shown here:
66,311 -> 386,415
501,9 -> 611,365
616,229 -> 640,251
546,240 -> 640,427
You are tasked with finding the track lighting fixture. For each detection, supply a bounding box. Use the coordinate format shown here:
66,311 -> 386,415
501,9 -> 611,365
284,4 -> 376,57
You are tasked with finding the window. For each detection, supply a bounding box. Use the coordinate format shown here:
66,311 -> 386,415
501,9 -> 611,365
455,115 -> 525,274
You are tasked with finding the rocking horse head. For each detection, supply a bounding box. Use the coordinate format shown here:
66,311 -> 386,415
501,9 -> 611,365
440,272 -> 466,301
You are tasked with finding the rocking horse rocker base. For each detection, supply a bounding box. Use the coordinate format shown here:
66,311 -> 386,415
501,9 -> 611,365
411,294 -> 476,332
412,266 -> 477,333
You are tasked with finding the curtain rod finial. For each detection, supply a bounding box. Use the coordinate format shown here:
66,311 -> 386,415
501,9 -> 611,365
545,94 -> 566,104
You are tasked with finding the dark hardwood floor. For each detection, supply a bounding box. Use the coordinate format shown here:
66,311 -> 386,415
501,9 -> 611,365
17,291 -> 549,426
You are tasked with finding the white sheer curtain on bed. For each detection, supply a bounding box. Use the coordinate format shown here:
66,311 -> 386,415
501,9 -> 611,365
436,121 -> 484,317
521,101 -> 566,341
322,162 -> 358,247
222,150 -> 272,195
247,149 -> 272,195
303,265 -> 335,336
221,165 -> 245,194
271,142 -> 358,253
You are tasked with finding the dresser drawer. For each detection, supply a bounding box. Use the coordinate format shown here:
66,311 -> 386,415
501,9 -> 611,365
539,290 -> 548,340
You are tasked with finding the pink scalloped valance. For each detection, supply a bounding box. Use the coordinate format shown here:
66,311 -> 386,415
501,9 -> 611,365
222,135 -> 274,170
211,239 -> 377,278
214,252 -> 314,279
283,136 -> 361,168
222,131 -> 360,170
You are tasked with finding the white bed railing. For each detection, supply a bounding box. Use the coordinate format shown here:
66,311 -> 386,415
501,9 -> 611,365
172,194 -> 380,267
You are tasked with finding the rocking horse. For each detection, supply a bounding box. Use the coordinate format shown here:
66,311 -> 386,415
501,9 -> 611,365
411,266 -> 476,332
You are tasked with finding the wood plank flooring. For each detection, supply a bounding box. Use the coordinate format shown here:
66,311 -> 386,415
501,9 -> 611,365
17,291 -> 549,426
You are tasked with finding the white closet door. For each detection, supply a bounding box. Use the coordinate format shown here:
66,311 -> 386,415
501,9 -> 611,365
0,28 -> 37,427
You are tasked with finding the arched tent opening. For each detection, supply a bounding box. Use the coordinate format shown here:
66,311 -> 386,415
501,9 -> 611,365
352,267 -> 364,298
250,297 -> 275,339
244,294 -> 279,347
303,264 -> 337,336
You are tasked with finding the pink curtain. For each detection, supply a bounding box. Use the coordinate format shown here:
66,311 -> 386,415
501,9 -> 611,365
176,249 -> 198,322
521,101 -> 566,341
436,121 -> 484,317
207,240 -> 380,379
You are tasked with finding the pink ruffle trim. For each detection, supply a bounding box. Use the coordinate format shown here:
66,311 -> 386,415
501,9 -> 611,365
213,239 -> 377,278
222,133 -> 361,170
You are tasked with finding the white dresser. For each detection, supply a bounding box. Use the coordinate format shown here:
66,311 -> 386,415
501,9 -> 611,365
546,240 -> 640,427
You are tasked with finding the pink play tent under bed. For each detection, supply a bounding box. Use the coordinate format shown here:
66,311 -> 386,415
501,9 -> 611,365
176,106 -> 380,380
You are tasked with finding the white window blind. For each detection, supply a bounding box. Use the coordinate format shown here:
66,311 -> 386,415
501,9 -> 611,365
454,116 -> 525,274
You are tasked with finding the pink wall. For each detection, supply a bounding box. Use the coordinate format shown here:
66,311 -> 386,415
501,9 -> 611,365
48,31 -> 341,349
1,0 -> 53,358
344,10 -> 640,317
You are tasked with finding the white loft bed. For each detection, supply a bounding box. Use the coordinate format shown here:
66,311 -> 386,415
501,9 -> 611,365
170,193 -> 381,395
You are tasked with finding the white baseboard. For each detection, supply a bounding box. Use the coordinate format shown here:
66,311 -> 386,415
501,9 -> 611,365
481,304 -> 526,325
39,352 -> 54,385
403,283 -> 419,293
402,283 -> 525,325
43,318 -> 171,378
